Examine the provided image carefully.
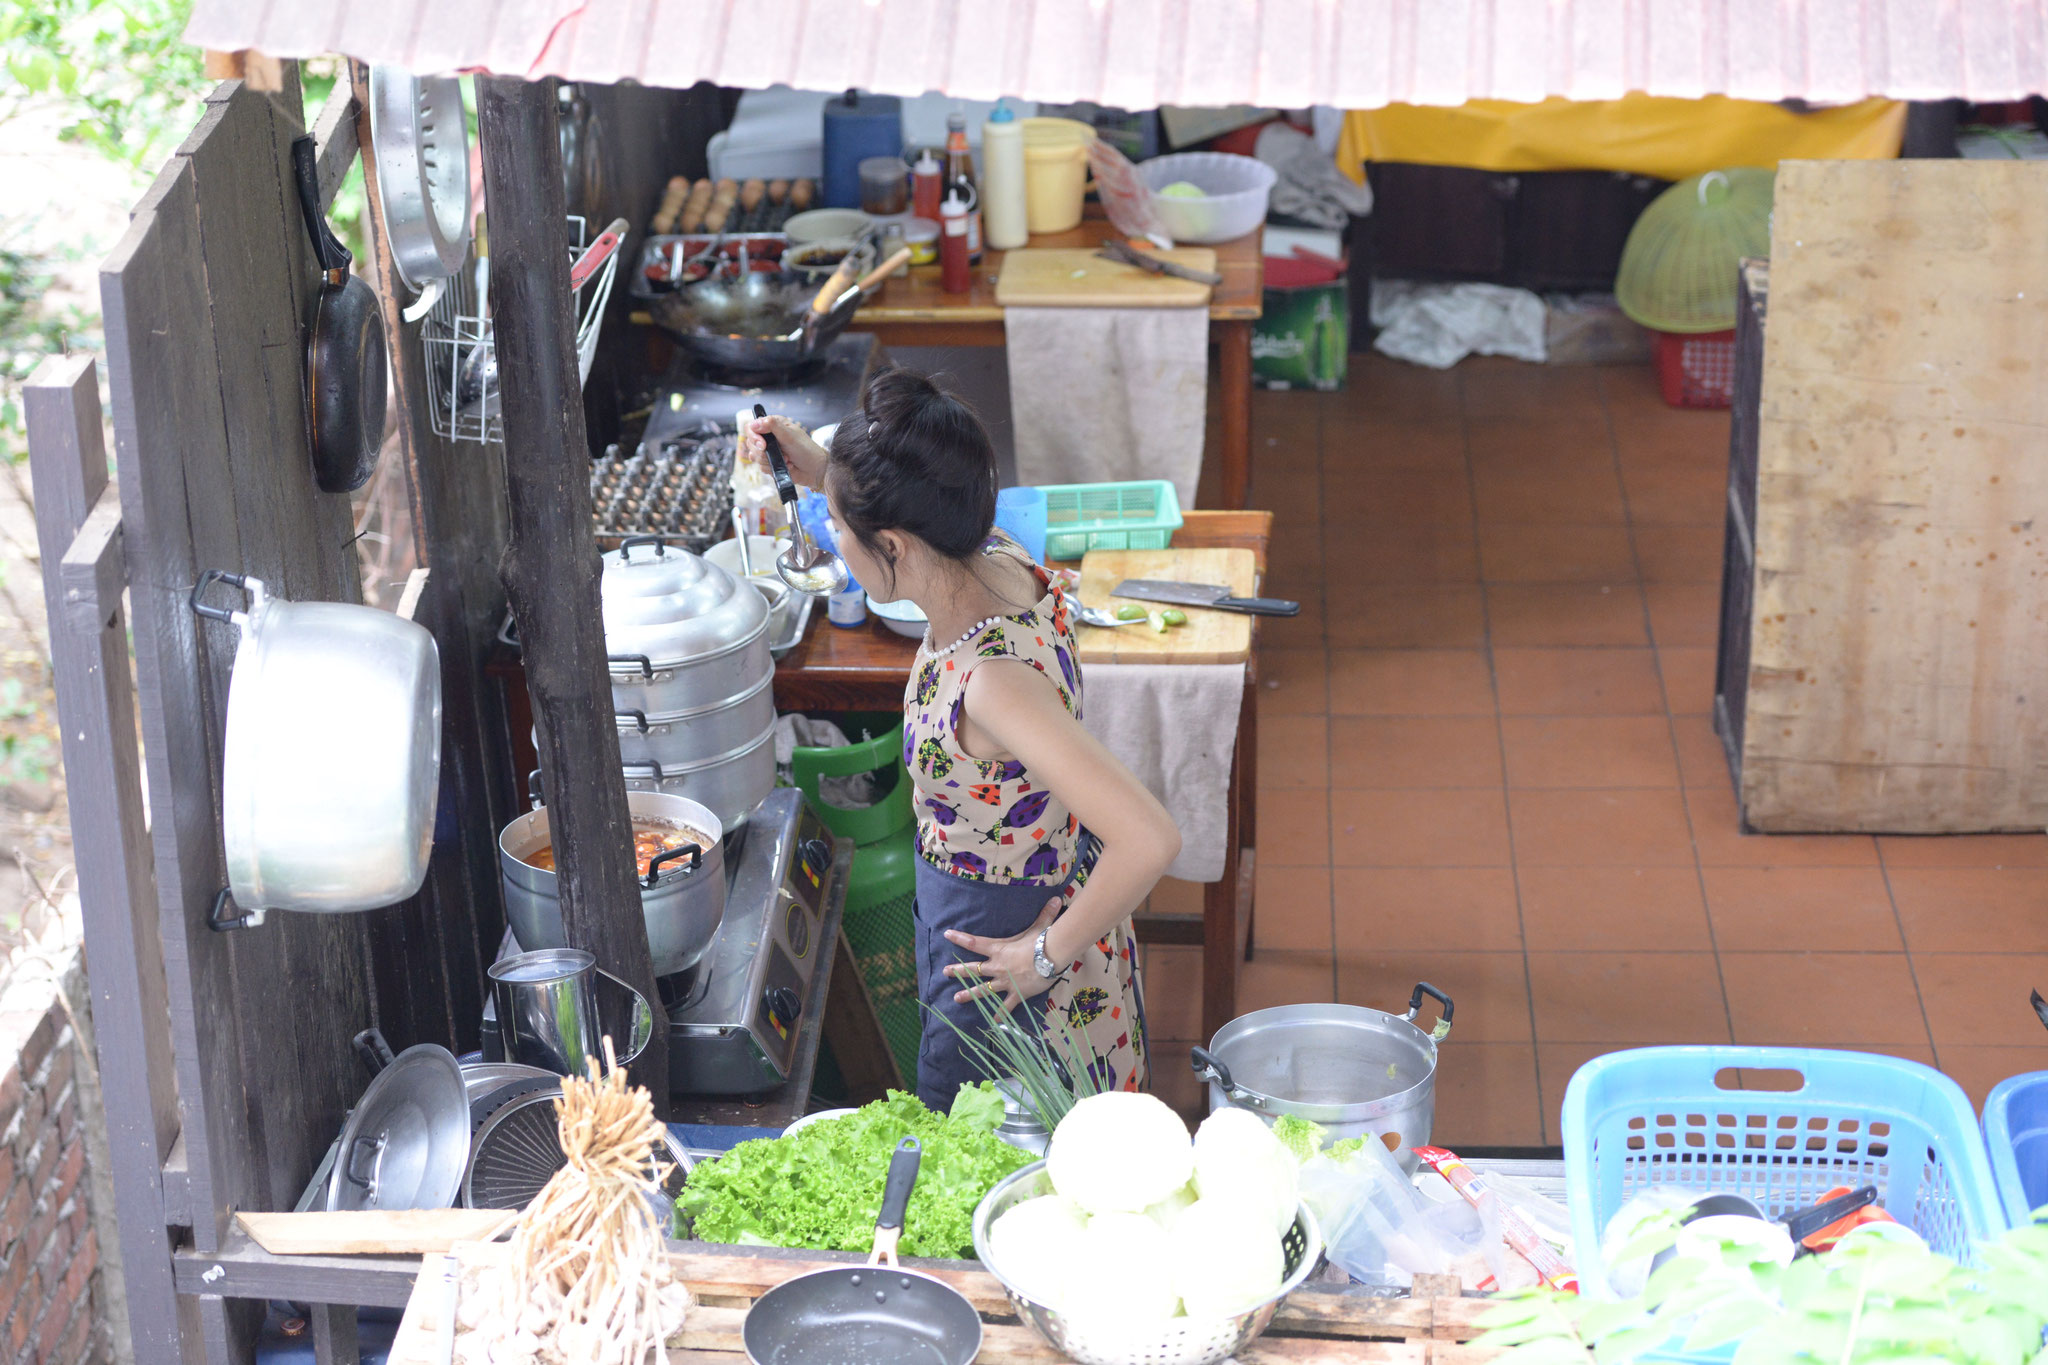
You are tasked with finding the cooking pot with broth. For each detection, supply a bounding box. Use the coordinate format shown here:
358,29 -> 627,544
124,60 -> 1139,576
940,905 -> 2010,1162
497,790 -> 726,978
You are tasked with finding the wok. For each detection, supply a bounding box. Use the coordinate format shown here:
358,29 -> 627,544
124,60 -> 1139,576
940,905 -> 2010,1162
647,267 -> 865,375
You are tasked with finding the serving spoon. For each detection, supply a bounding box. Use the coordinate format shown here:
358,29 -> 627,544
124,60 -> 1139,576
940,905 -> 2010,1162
754,403 -> 847,597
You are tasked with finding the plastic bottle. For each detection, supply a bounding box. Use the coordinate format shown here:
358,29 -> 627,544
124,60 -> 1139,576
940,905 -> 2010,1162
981,101 -> 1028,251
939,191 -> 972,294
827,568 -> 867,628
943,112 -> 982,261
912,151 -> 944,222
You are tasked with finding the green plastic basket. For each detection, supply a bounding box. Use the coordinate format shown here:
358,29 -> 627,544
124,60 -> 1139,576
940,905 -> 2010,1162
1039,480 -> 1183,560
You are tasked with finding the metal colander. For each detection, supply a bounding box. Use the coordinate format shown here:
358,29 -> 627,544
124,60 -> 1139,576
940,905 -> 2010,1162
970,1162 -> 1323,1365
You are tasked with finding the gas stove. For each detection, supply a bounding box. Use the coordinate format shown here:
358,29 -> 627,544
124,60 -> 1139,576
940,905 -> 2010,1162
640,332 -> 884,451
481,787 -> 845,1098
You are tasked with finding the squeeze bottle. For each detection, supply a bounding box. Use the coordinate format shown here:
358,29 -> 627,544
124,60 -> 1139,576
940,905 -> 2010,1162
981,101 -> 1028,251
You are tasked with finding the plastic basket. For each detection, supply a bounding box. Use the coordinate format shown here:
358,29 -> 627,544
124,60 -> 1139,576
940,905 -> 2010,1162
1984,1069 -> 2048,1227
1564,1047 -> 2010,1301
1039,480 -> 1183,561
1653,329 -> 1736,409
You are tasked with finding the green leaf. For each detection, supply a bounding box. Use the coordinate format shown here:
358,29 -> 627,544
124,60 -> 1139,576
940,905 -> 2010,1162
1590,1325 -> 1669,1365
1640,1256 -> 1705,1309
1684,1296 -> 1779,1352
1577,1301 -> 1652,1343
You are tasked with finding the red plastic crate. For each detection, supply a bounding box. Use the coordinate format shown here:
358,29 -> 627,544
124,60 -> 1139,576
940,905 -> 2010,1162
1653,329 -> 1736,409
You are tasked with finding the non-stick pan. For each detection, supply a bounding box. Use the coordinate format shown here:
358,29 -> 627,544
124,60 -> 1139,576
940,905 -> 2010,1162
291,135 -> 389,494
741,1137 -> 982,1365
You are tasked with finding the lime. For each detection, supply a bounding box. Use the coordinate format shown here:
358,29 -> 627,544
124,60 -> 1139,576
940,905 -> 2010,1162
1158,181 -> 1207,200
1115,603 -> 1148,621
1161,609 -> 1188,627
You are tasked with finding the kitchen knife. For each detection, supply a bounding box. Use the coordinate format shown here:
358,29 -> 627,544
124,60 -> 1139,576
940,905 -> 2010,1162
1110,579 -> 1299,616
1094,238 -> 1225,286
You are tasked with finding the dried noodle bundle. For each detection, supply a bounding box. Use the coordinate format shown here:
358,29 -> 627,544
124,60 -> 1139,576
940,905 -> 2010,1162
458,1046 -> 690,1365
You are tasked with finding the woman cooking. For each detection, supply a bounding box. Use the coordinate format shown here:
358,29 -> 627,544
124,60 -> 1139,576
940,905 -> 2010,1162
744,368 -> 1182,1110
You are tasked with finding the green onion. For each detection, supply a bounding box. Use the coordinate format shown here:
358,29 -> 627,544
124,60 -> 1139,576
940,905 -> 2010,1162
923,966 -> 1115,1133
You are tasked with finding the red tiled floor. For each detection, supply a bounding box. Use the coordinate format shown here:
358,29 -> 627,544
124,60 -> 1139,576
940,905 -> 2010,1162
1500,716 -> 1680,788
1331,716 -> 1505,788
1135,367 -> 2047,1148
1326,649 -> 1495,716
1493,648 -> 1666,715
1332,868 -> 1523,952
1485,583 -> 1648,647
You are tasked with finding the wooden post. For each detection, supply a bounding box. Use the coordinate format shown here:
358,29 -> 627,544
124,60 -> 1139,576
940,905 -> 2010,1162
475,75 -> 669,1109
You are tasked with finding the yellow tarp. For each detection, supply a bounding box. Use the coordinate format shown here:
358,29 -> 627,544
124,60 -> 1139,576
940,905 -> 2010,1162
1337,95 -> 1906,183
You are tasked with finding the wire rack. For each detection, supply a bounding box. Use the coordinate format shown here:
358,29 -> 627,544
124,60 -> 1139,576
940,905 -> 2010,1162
423,214 -> 618,445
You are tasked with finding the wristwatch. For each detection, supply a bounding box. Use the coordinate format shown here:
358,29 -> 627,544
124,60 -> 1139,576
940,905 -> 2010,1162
1032,927 -> 1060,980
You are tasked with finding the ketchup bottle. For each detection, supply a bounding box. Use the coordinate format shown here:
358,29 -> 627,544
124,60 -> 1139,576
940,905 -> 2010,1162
939,191 -> 972,294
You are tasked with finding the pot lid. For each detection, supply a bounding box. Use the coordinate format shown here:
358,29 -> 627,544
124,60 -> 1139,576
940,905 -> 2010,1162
326,1044 -> 470,1212
600,538 -> 767,667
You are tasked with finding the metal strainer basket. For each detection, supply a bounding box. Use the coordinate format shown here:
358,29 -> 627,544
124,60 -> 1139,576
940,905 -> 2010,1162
970,1161 -> 1324,1365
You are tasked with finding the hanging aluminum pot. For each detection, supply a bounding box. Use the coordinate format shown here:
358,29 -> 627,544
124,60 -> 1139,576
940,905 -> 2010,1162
191,572 -> 441,931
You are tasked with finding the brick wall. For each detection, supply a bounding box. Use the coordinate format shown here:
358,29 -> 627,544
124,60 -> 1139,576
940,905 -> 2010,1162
0,927 -> 118,1365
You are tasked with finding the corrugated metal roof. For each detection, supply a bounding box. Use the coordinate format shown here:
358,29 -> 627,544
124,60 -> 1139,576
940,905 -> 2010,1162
185,0 -> 2048,105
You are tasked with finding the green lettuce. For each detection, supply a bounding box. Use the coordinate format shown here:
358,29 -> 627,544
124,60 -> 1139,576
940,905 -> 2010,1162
676,1088 -> 1034,1258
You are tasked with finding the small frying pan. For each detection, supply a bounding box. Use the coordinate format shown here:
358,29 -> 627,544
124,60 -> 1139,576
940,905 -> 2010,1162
741,1137 -> 982,1365
291,135 -> 389,494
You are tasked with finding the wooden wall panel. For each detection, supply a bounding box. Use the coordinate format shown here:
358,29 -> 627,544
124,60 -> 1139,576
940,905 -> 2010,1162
1746,159 -> 2048,832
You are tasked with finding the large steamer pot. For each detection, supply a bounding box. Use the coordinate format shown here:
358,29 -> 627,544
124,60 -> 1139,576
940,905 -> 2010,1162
1192,985 -> 1453,1174
622,721 -> 776,833
498,790 -> 726,978
601,536 -> 770,717
600,537 -> 776,826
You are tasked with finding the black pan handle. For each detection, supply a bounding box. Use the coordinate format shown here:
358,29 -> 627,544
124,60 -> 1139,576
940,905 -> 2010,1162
623,759 -> 666,783
876,1136 -> 921,1233
189,569 -> 249,623
1190,1045 -> 1237,1095
1782,1184 -> 1878,1244
618,708 -> 649,734
289,135 -> 350,275
618,535 -> 668,561
526,769 -> 545,810
1214,595 -> 1301,617
352,1028 -> 396,1076
754,404 -> 799,507
642,843 -> 701,887
1408,982 -> 1454,1025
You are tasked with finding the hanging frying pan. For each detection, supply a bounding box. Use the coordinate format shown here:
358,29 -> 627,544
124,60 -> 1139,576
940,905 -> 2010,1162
291,134 -> 389,494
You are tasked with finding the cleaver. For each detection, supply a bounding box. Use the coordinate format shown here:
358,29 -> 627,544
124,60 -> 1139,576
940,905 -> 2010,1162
1110,579 -> 1300,617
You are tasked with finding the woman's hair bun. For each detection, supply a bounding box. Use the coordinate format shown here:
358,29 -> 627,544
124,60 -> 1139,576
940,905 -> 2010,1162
827,366 -> 997,569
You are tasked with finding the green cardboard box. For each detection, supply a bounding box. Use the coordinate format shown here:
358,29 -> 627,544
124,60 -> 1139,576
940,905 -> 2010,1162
1253,279 -> 1349,391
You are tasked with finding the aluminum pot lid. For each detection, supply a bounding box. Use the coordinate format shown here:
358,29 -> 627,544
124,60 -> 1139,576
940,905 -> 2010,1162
600,538 -> 767,668
327,1044 -> 469,1212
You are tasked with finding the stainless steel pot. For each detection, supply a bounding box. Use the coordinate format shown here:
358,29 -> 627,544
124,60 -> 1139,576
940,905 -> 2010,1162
612,672 -> 775,770
498,790 -> 726,978
1192,985 -> 1453,1174
602,536 -> 771,718
622,720 -> 776,832
191,571 -> 441,931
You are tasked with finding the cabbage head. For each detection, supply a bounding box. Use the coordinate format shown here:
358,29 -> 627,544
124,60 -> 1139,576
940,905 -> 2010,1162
1045,1091 -> 1194,1215
1170,1196 -> 1284,1318
1193,1107 -> 1299,1237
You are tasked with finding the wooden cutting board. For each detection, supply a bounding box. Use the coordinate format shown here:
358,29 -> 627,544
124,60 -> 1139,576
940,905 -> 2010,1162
995,247 -> 1217,308
1076,548 -> 1256,665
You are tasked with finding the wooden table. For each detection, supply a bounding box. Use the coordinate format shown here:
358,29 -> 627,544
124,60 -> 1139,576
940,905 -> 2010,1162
847,217 -> 1264,509
771,510 -> 1269,1043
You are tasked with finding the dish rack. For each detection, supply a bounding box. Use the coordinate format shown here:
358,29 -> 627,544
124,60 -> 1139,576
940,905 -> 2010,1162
424,214 -> 618,445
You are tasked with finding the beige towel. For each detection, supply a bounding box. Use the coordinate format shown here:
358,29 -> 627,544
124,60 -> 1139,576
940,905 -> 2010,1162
1081,662 -> 1244,884
1005,306 -> 1210,508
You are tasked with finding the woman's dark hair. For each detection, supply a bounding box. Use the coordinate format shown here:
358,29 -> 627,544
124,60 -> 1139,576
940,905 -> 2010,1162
826,366 -> 997,587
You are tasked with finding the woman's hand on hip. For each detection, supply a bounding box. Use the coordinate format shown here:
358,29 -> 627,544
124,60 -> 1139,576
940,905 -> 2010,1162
943,896 -> 1063,1012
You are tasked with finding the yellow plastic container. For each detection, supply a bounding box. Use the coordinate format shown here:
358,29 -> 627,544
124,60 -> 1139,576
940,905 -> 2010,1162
1021,118 -> 1095,234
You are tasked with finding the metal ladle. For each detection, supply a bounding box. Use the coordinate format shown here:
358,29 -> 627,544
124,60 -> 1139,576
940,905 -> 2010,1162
754,402 -> 847,597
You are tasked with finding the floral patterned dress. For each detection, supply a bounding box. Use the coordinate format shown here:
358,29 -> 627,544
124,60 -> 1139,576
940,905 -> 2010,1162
903,534 -> 1149,1104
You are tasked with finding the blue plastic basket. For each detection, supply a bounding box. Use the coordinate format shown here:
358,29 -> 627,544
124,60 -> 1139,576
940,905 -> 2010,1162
1564,1047 -> 2010,1299
1984,1069 -> 2048,1228
1038,480 -> 1183,560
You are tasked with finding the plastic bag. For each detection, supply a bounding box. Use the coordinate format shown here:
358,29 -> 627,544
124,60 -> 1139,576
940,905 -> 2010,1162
1299,1139 -> 1490,1288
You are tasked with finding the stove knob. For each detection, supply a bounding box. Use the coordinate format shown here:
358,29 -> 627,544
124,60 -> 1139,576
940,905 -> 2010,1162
766,986 -> 802,1026
799,838 -> 831,878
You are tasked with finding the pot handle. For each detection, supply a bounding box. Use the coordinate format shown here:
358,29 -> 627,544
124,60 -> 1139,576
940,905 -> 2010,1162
189,569 -> 263,627
207,887 -> 265,933
526,769 -> 545,810
352,1028 -> 396,1076
642,843 -> 701,887
618,708 -> 649,734
608,652 -> 655,680
1190,1045 -> 1267,1109
1405,982 -> 1454,1042
617,535 -> 669,562
623,759 -> 666,783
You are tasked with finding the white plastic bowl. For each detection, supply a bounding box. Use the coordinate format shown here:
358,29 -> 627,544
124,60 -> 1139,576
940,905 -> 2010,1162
1139,152 -> 1276,245
867,594 -> 927,639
